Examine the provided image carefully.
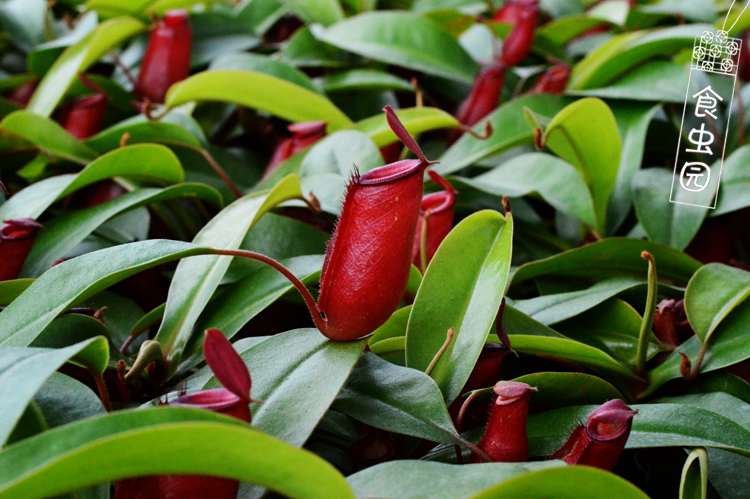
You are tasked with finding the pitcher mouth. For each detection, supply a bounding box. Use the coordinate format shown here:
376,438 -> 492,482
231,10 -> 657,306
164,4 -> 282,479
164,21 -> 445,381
170,388 -> 241,412
358,159 -> 424,186
421,191 -> 454,215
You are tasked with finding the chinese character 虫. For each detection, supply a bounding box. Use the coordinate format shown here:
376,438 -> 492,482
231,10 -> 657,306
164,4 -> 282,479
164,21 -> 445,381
685,123 -> 715,155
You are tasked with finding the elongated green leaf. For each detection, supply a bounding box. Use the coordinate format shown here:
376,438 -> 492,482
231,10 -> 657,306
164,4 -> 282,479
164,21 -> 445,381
85,120 -> 204,154
515,277 -> 651,326
0,144 -> 184,220
0,111 -> 97,164
569,24 -> 710,90
333,352 -> 461,444
505,334 -> 641,380
512,372 -> 624,408
538,15 -> 609,45
283,0 -> 343,26
0,337 -> 108,446
436,95 -> 569,175
538,98 -> 621,233
180,255 -> 323,370
528,402 -> 750,457
352,106 -> 458,147
685,264 -> 750,344
511,238 -> 701,286
188,328 -> 366,447
406,210 -> 513,404
21,184 -> 221,278
606,102 -> 661,235
319,69 -> 414,93
348,461 -> 564,499
370,305 -> 411,345
0,240 -> 209,347
455,153 -> 596,228
165,70 -> 352,131
317,12 -> 479,84
0,280 -> 33,306
0,407 -> 354,499
156,175 -> 307,377
209,52 -> 320,94
468,466 -> 650,499
632,168 -> 709,250
714,145 -> 750,216
28,16 -> 145,117
681,448 -> 709,499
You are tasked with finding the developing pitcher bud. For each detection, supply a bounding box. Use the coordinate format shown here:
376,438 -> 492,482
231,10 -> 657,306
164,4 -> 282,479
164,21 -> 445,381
0,219 -> 43,282
57,94 -> 108,140
316,106 -> 436,341
114,329 -> 253,499
550,399 -> 637,471
470,381 -> 536,463
412,171 -> 456,272
528,64 -> 570,94
264,121 -> 327,178
455,66 -> 506,129
493,0 -> 538,24
136,9 -> 192,104
6,80 -> 37,107
499,6 -> 539,67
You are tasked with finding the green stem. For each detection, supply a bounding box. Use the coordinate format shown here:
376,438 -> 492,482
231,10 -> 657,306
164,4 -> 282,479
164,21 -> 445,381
636,251 -> 658,375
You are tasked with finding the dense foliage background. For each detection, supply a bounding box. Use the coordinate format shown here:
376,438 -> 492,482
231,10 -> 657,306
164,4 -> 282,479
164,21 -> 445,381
2,0 -> 750,498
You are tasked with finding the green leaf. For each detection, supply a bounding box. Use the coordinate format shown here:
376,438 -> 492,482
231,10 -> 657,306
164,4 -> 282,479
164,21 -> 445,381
181,255 -> 323,370
537,97 -> 621,233
0,337 -> 108,446
84,120 -> 204,154
527,402 -> 750,457
370,305 -> 411,345
555,298 -> 662,366
515,277 -> 654,326
511,238 -> 701,287
632,168 -> 708,250
283,0 -> 344,26
352,106 -> 459,147
606,102 -> 661,235
0,407 -> 354,499
21,184 -> 221,278
512,372 -> 624,409
435,95 -> 569,176
317,12 -> 479,84
406,210 -> 513,404
27,16 -> 146,117
0,144 -> 185,220
714,145 -> 750,216
0,280 -> 33,306
348,461 -> 565,499
333,352 -> 462,444
300,130 -> 384,214
188,328 -> 366,447
681,448 -> 709,499
280,26 -> 354,68
685,264 -> 750,344
0,240 -> 210,347
505,334 -> 641,381
455,152 -> 597,228
209,52 -> 320,94
468,466 -> 650,499
569,24 -> 711,90
538,15 -> 609,46
165,70 -> 353,131
156,175 -> 308,377
318,69 -> 414,93
0,0 -> 48,53
0,111 -> 98,164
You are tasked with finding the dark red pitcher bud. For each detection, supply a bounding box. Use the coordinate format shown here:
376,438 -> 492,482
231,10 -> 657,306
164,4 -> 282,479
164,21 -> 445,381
136,9 -> 192,104
455,66 -> 506,129
499,6 -> 539,67
550,399 -> 637,471
6,80 -> 37,107
493,0 -> 538,24
316,106 -> 436,341
470,381 -> 536,463
653,299 -> 693,349
449,342 -> 510,423
114,329 -> 253,499
737,32 -> 750,82
263,121 -> 328,178
529,64 -> 570,94
57,94 -> 108,140
412,171 -> 456,272
0,219 -> 43,282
